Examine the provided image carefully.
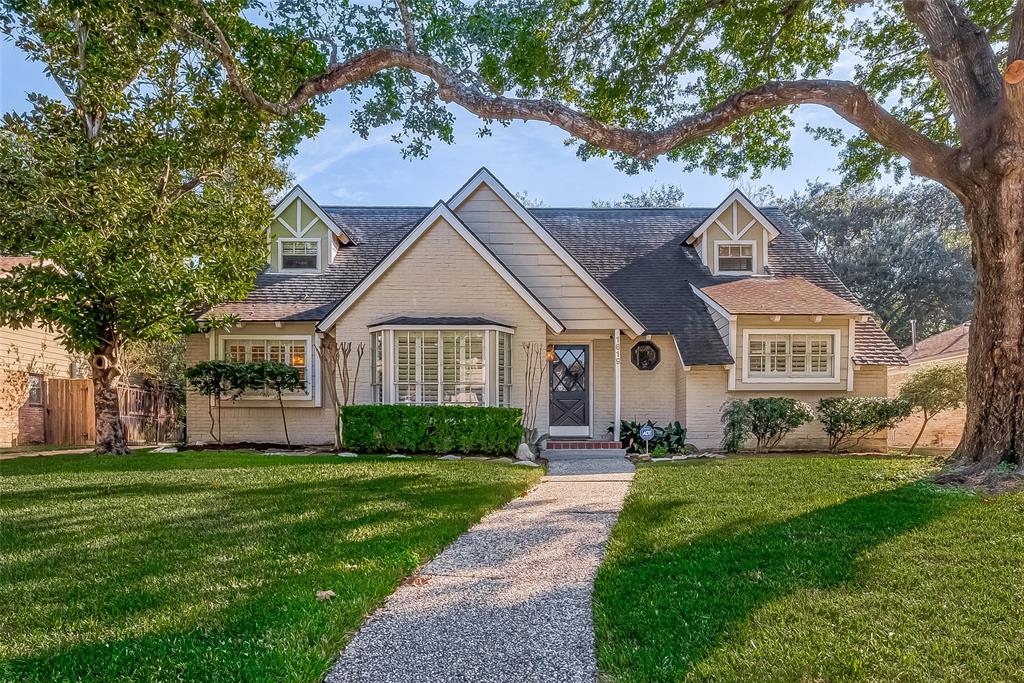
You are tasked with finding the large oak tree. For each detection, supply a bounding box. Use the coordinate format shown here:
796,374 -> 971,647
183,0 -> 1020,475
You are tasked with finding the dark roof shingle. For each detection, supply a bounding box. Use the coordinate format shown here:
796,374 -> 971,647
206,203 -> 905,366
903,323 -> 970,363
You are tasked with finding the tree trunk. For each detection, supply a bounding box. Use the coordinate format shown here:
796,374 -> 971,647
908,411 -> 931,455
951,171 -> 1024,473
92,337 -> 129,455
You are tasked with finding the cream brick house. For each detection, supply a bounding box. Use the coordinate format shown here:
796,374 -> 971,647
186,169 -> 906,450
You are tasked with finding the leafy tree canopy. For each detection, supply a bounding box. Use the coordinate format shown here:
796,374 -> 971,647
592,184 -> 685,208
0,0 -> 326,354
779,181 -> 974,348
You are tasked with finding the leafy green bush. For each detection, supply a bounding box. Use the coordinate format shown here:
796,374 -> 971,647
341,404 -> 523,455
746,398 -> 815,452
615,419 -> 688,453
721,398 -> 816,452
817,396 -> 912,453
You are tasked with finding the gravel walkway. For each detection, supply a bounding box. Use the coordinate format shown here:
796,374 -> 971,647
326,455 -> 635,683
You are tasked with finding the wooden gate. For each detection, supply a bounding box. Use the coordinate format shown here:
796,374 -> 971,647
44,379 -> 184,446
44,379 -> 95,446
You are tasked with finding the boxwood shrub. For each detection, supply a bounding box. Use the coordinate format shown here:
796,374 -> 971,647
341,404 -> 523,455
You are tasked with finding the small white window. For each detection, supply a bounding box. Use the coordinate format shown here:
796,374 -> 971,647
717,243 -> 754,273
280,240 -> 319,270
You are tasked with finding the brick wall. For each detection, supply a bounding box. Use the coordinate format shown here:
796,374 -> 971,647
888,356 -> 967,449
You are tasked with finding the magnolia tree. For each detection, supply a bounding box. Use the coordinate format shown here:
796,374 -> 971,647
0,1 -> 323,453
174,0 -> 1023,476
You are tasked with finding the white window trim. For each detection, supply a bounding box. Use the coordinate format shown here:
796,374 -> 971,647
713,239 -> 758,276
277,237 -> 322,273
382,327 -> 514,407
741,328 -> 843,385
217,334 -> 319,403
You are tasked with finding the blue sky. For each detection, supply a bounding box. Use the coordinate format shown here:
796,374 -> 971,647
1,38 -> 865,208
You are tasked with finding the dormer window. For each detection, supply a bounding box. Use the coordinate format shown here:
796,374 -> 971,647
280,239 -> 320,271
715,242 -> 754,274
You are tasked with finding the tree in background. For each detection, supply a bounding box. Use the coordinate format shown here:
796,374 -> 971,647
0,1 -> 323,453
592,184 -> 685,208
180,0 -> 1024,475
780,182 -> 974,348
899,363 -> 969,454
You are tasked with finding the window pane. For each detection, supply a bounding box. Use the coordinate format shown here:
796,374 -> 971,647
371,331 -> 383,403
27,375 -> 44,405
281,240 -> 319,269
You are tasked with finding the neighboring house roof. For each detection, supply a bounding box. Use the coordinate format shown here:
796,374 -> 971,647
204,189 -> 905,367
903,323 -> 970,364
696,277 -> 869,316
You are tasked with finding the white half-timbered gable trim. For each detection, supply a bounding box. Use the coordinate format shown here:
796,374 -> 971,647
448,167 -> 646,336
269,186 -> 352,270
315,201 -> 565,333
685,189 -> 781,276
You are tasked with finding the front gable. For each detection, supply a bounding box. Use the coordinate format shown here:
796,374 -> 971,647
316,203 -> 563,333
450,169 -> 645,334
269,187 -> 350,273
686,190 -> 780,276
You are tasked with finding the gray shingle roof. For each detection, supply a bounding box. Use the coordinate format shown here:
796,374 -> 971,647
373,315 -> 510,328
206,203 -> 904,366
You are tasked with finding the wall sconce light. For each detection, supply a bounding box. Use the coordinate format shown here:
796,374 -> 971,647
545,345 -> 556,362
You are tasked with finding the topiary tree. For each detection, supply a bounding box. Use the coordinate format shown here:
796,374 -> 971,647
745,398 -> 815,453
720,400 -> 750,453
899,362 -> 969,454
248,362 -> 305,446
817,397 -> 912,453
184,360 -> 237,444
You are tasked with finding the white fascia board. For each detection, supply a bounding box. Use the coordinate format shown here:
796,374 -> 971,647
274,185 -> 350,243
448,167 -> 646,336
316,201 -> 565,334
685,189 -> 781,245
689,284 -> 736,321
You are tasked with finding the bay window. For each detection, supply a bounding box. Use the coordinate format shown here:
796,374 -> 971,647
743,330 -> 840,383
371,326 -> 513,406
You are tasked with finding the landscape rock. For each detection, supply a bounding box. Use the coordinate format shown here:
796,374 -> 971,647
387,454 -> 410,459
439,455 -> 462,460
651,457 -> 672,463
489,457 -> 515,464
514,443 -> 535,461
316,590 -> 336,601
513,461 -> 541,467
152,446 -> 177,453
338,452 -> 358,457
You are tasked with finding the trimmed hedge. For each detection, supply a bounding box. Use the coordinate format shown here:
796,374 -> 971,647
341,404 -> 523,455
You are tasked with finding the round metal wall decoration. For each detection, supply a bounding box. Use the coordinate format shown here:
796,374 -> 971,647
630,341 -> 660,371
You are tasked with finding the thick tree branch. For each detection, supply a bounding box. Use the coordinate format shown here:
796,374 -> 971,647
193,29 -> 956,186
903,0 -> 1002,139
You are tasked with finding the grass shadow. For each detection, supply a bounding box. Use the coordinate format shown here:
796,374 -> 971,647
595,478 -> 968,681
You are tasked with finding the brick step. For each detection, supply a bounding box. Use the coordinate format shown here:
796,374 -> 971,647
545,440 -> 622,450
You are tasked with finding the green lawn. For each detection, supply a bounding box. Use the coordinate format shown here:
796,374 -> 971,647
0,450 -> 541,682
594,457 -> 1024,682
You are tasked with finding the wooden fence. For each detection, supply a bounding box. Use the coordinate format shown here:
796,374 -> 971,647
45,379 -> 184,446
